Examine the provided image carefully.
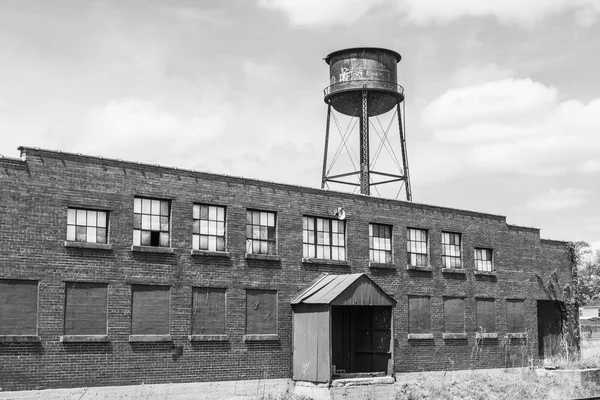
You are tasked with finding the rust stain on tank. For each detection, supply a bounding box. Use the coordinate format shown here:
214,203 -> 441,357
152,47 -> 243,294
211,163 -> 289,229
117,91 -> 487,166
324,47 -> 404,117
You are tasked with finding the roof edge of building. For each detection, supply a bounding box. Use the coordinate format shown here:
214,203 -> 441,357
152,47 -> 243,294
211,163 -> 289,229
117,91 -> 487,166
16,146 -> 516,224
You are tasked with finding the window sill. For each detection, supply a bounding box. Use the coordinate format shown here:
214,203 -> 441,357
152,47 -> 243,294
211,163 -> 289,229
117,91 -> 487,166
302,258 -> 349,266
130,246 -> 174,254
129,334 -> 172,342
476,332 -> 498,339
245,253 -> 281,261
65,241 -> 112,250
191,250 -> 230,258
407,333 -> 433,340
369,262 -> 396,270
61,335 -> 109,343
443,333 -> 467,340
189,334 -> 228,342
243,334 -> 279,342
474,270 -> 496,276
0,335 -> 40,343
442,268 -> 466,274
406,265 -> 432,272
506,333 -> 527,339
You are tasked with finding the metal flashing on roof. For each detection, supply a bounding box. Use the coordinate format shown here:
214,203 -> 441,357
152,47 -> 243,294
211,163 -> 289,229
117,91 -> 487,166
291,273 -> 396,307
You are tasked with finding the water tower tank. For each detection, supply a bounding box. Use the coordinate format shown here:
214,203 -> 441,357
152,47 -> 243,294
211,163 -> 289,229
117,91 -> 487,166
324,47 -> 404,117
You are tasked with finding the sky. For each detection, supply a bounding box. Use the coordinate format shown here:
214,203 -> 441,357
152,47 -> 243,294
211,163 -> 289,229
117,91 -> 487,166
0,0 -> 599,251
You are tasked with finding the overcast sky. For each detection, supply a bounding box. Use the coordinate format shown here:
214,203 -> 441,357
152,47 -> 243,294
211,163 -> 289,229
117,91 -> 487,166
1,0 -> 599,251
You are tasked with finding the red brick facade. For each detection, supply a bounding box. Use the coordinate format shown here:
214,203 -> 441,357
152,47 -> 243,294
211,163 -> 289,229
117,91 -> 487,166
0,147 -> 575,390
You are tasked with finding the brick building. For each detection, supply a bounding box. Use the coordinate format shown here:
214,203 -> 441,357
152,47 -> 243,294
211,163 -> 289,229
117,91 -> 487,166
0,146 -> 577,391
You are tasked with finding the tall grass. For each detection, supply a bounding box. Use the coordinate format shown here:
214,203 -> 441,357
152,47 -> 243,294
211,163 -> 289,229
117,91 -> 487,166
396,369 -> 600,400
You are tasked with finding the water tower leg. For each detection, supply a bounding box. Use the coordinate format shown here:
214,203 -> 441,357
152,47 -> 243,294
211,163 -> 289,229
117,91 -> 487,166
321,104 -> 332,189
360,90 -> 370,195
397,102 -> 412,201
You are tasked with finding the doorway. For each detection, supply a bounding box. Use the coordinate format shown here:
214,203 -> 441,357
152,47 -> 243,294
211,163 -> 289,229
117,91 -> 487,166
331,306 -> 391,376
537,300 -> 564,359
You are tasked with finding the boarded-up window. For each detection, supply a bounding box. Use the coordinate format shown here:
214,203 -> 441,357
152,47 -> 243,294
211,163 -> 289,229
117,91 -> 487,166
506,299 -> 525,333
131,285 -> 170,335
192,287 -> 226,335
64,282 -> 107,335
246,289 -> 277,335
408,296 -> 430,334
476,298 -> 496,333
0,279 -> 38,335
444,297 -> 465,333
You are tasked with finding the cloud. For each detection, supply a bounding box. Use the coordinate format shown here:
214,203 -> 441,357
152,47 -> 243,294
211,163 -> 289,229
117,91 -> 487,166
257,0 -> 387,27
421,76 -> 600,176
257,0 -> 600,27
526,188 -> 588,210
68,98 -> 226,167
580,160 -> 600,173
450,64 -> 516,87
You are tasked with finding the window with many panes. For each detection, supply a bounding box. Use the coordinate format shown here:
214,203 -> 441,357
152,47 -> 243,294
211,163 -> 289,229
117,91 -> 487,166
407,228 -> 428,266
303,216 -> 346,261
67,208 -> 108,244
369,223 -> 392,263
246,210 -> 276,255
474,248 -> 493,272
133,197 -> 170,247
442,232 -> 462,268
193,204 -> 226,252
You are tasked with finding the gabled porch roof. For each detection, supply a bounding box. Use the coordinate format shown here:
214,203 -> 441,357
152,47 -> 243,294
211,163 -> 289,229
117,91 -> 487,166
291,273 -> 396,307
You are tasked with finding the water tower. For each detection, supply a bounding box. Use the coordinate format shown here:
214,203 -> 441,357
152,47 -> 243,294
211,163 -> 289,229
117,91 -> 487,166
321,47 -> 412,201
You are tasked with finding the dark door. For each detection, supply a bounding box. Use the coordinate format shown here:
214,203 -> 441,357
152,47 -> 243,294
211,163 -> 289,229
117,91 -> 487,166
537,301 -> 563,359
331,306 -> 391,375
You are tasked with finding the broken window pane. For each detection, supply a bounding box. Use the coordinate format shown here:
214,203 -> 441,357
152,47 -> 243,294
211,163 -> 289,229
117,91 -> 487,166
245,210 -> 276,255
133,197 -> 170,247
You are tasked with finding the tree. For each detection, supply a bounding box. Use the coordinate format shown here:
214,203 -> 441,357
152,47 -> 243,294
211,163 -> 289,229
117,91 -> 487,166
574,241 -> 600,305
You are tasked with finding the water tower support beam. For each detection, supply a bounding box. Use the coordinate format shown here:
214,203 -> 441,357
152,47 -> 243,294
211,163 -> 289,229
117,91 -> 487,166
360,90 -> 370,195
321,104 -> 332,189
397,102 -> 412,201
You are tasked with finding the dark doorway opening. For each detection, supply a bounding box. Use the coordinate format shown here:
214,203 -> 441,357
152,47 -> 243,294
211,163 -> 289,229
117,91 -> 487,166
537,300 -> 564,359
331,306 -> 391,377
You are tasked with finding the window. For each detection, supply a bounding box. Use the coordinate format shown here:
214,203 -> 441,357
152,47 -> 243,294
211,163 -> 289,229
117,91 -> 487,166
408,296 -> 430,334
193,204 -> 226,252
131,285 -> 170,335
302,216 -> 346,261
444,297 -> 465,333
192,287 -> 226,335
597,309 -> 600,317
0,279 -> 38,335
407,228 -> 428,266
246,210 -> 276,255
246,289 -> 277,335
369,223 -> 392,263
442,232 -> 462,268
67,208 -> 108,243
64,282 -> 107,335
476,298 -> 496,333
506,300 -> 525,333
475,248 -> 493,272
133,197 -> 170,247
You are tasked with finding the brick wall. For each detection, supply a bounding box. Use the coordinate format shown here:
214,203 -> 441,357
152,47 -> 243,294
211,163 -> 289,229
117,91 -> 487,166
0,148 -> 575,390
